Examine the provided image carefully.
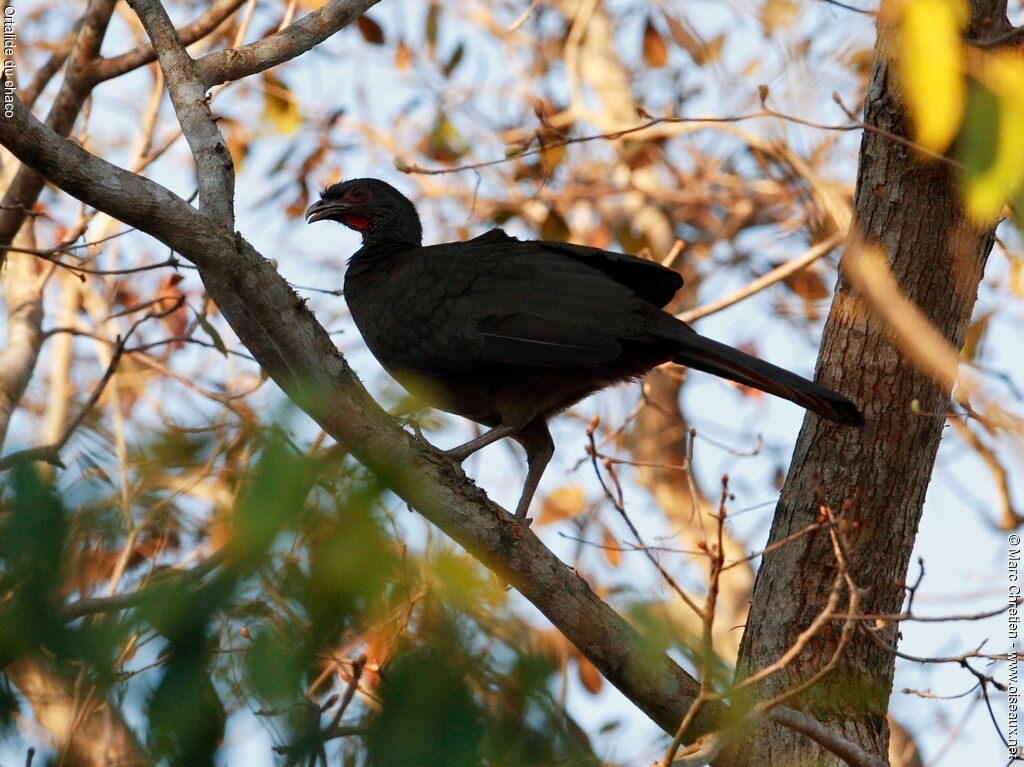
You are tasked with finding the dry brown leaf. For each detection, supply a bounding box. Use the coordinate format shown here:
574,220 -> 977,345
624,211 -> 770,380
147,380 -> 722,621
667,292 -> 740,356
577,656 -> 603,695
602,526 -> 622,568
536,485 -> 586,526
395,39 -> 413,71
357,15 -> 385,45
642,18 -> 668,68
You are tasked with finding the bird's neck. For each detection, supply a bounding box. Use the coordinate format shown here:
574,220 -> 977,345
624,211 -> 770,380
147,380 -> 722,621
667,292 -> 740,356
346,239 -> 414,281
361,216 -> 422,248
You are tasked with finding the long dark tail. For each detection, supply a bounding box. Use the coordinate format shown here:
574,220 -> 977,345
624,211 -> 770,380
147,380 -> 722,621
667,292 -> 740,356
652,316 -> 864,426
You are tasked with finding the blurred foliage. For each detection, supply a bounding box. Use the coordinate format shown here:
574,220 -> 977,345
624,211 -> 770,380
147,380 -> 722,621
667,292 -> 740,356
0,428 -> 601,766
897,0 -> 1024,225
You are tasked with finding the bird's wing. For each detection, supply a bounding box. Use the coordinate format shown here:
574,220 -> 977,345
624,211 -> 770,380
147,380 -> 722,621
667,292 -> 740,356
414,236 -> 652,368
465,229 -> 682,308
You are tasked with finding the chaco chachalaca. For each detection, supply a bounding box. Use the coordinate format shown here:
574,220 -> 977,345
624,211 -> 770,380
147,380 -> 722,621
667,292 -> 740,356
306,179 -> 863,522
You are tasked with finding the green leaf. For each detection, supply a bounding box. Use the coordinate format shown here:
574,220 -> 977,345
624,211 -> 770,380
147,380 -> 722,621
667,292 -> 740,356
231,434 -> 312,567
962,52 -> 1024,222
442,42 -> 465,78
0,465 -> 70,659
426,3 -> 440,58
197,314 -> 227,357
246,630 -> 309,703
148,653 -> 225,767
366,646 -> 484,767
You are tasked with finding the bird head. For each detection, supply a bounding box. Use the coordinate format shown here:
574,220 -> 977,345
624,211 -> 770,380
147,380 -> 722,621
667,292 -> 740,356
305,178 -> 423,246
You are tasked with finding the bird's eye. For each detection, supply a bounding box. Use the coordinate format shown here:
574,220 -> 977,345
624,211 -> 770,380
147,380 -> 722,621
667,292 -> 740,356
347,186 -> 369,202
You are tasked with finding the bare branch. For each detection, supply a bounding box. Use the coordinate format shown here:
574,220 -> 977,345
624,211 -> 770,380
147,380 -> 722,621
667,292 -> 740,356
88,0 -> 246,83
0,297 -> 184,471
127,0 -> 235,227
65,550 -> 228,620
0,221 -> 43,450
196,0 -> 381,89
768,708 -> 888,767
678,233 -> 844,324
21,28 -> 77,108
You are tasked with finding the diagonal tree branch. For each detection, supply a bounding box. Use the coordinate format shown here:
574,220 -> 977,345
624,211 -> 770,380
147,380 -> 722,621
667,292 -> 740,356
0,88 -> 724,741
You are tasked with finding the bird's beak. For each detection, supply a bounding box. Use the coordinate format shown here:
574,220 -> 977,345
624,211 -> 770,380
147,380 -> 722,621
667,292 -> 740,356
305,198 -> 351,224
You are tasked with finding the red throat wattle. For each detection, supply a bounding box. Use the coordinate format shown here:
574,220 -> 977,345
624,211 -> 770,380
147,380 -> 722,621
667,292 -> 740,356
343,215 -> 370,231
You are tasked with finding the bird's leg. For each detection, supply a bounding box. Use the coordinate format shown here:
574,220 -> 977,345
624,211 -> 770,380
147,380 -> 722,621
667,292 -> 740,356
444,423 -> 519,462
512,419 -> 554,525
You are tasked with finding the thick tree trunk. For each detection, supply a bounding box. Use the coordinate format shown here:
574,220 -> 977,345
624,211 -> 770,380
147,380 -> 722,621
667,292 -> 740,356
716,1 -> 1006,764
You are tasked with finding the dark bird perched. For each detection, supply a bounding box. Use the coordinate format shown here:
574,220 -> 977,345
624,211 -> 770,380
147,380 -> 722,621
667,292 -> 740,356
306,179 -> 863,522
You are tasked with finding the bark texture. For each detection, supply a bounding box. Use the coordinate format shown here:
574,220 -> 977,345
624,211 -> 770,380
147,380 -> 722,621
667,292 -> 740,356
716,1 -> 1007,764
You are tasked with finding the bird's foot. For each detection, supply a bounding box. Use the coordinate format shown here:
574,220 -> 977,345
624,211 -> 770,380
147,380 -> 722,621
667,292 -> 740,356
512,506 -> 534,529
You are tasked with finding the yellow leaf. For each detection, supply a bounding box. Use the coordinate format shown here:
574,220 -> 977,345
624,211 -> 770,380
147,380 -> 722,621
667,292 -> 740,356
760,0 -> 798,34
418,111 -> 468,163
1009,257 -> 1024,299
540,208 -> 570,242
964,50 -> 1024,222
898,0 -> 967,154
262,73 -> 301,134
426,2 -> 440,58
540,142 -> 566,171
395,39 -> 413,71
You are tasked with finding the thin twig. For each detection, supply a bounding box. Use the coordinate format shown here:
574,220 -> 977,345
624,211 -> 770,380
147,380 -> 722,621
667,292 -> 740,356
679,233 -> 844,324
586,418 -> 706,619
65,549 -> 228,620
0,297 -> 185,471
